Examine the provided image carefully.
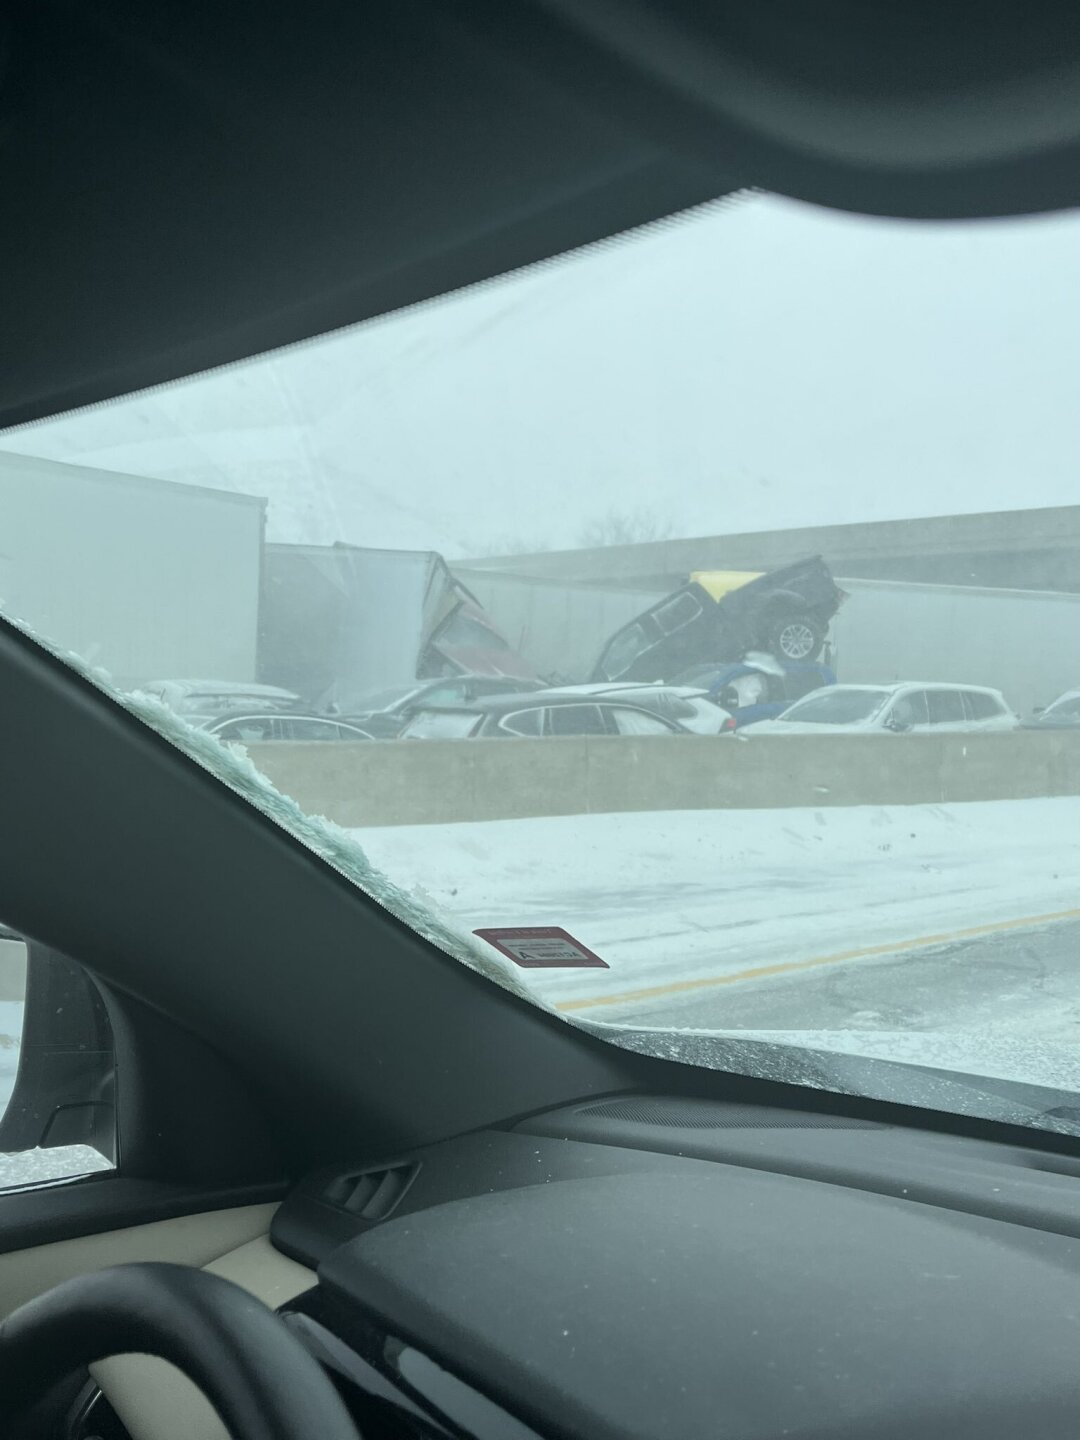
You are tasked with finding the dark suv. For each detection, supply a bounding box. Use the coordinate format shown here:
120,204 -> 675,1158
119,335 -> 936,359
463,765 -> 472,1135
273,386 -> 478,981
592,557 -> 844,682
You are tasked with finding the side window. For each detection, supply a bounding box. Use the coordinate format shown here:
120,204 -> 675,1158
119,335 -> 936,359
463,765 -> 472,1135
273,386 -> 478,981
281,718 -> 348,740
888,690 -> 929,728
964,691 -> 1001,720
467,679 -> 519,700
498,707 -> 543,737
405,710 -> 479,738
546,704 -> 608,737
654,593 -> 702,634
732,673 -> 768,707
0,928 -> 115,1189
598,621 -> 654,679
926,690 -> 966,724
610,707 -> 678,736
649,694 -> 696,720
422,683 -> 467,707
215,717 -> 276,742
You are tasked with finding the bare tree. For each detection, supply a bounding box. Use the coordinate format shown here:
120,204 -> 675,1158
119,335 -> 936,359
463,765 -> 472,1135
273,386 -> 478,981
465,506 -> 674,557
577,506 -> 674,549
463,533 -> 557,559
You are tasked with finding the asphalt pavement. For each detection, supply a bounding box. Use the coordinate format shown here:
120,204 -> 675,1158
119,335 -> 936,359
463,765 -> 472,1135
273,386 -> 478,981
581,915 -> 1080,1035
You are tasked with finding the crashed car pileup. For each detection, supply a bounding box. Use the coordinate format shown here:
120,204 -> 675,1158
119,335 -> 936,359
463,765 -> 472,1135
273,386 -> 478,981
590,557 -> 844,683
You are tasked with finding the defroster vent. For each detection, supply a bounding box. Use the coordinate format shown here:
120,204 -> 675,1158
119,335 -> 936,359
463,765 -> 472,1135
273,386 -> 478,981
573,1096 -> 881,1130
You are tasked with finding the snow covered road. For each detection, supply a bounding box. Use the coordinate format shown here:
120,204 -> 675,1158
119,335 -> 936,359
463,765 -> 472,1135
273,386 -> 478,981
4,798 -> 1080,1186
355,797 -> 1080,1020
0,1000 -> 22,1113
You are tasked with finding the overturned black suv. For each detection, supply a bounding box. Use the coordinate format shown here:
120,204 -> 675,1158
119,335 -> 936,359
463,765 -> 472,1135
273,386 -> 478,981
591,557 -> 844,683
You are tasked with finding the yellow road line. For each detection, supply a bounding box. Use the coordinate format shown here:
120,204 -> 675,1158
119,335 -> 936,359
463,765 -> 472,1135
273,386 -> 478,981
556,904 -> 1080,1013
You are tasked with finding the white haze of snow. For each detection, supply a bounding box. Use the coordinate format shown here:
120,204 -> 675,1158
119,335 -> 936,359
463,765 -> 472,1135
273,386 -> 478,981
5,194 -> 1080,555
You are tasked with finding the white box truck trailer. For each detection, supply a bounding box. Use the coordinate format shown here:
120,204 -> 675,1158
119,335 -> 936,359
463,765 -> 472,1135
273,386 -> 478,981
260,544 -> 537,709
0,450 -> 265,686
452,566 -> 666,682
830,577 -> 1080,715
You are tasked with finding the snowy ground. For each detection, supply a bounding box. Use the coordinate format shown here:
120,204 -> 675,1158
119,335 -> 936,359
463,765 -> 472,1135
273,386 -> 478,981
0,1146 -> 111,1188
355,797 -> 1080,1018
0,1000 -> 111,1189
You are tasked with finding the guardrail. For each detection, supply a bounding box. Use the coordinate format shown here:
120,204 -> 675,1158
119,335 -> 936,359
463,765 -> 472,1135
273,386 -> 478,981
246,730 -> 1080,828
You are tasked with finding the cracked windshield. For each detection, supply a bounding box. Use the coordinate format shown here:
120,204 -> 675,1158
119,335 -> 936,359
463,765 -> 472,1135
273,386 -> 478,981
4,191 -> 1080,1127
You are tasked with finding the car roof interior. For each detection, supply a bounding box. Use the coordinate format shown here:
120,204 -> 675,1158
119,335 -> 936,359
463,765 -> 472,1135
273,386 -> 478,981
8,0 -> 1080,431
6,4 -> 1080,1439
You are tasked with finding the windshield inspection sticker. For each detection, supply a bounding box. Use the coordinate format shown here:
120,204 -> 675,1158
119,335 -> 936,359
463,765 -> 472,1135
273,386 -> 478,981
474,926 -> 609,969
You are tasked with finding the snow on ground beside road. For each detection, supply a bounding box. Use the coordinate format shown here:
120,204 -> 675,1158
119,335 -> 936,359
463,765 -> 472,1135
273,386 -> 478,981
0,1001 -> 111,1189
0,1000 -> 22,1112
354,797 -> 1080,1015
0,1146 -> 112,1188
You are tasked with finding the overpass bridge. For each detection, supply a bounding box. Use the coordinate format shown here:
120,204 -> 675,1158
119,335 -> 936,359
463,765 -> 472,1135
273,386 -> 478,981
462,505 -> 1080,593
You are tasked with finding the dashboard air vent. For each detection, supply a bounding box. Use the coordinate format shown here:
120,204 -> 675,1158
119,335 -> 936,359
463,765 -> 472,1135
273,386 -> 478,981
322,1162 -> 419,1221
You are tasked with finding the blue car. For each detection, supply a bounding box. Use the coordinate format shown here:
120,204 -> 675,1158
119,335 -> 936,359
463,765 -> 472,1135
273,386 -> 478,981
674,659 -> 837,729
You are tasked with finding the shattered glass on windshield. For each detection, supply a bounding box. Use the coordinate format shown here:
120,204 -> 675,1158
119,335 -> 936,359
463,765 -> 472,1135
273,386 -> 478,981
5,191 -> 1080,1133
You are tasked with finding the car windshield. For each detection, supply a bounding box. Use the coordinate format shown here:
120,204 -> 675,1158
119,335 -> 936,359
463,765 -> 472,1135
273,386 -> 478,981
354,687 -> 420,713
7,191 -> 1080,1133
595,623 -> 652,680
1043,694 -> 1080,720
779,689 -> 890,725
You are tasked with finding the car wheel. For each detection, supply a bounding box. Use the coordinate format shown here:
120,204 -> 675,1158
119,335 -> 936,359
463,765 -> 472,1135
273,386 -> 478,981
767,614 -> 824,661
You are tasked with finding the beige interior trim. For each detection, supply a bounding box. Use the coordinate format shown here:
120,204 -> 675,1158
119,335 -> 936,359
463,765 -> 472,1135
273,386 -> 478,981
0,1200 -> 317,1440
92,1233 -> 316,1440
0,1202 -> 280,1319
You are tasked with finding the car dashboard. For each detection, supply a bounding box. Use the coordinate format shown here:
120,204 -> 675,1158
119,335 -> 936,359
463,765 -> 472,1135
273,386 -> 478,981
82,1093 -> 1080,1440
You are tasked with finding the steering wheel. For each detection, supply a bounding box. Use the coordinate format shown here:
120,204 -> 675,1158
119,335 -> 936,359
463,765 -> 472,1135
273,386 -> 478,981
0,1262 -> 361,1439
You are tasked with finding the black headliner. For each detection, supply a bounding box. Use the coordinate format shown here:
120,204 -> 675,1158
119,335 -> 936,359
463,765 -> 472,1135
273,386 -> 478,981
5,1 -> 1080,429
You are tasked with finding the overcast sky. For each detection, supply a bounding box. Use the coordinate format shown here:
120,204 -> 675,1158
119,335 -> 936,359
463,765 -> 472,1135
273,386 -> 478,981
4,192 -> 1079,557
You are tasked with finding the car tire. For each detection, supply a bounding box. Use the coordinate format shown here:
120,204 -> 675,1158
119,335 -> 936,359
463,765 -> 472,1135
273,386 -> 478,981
767,613 -> 825,661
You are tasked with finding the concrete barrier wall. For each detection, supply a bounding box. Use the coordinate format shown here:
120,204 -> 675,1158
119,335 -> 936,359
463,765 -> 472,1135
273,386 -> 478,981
247,731 -> 1080,828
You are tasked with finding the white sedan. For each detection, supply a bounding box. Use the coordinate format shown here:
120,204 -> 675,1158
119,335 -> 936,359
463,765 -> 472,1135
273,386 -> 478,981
748,682 -> 1017,735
